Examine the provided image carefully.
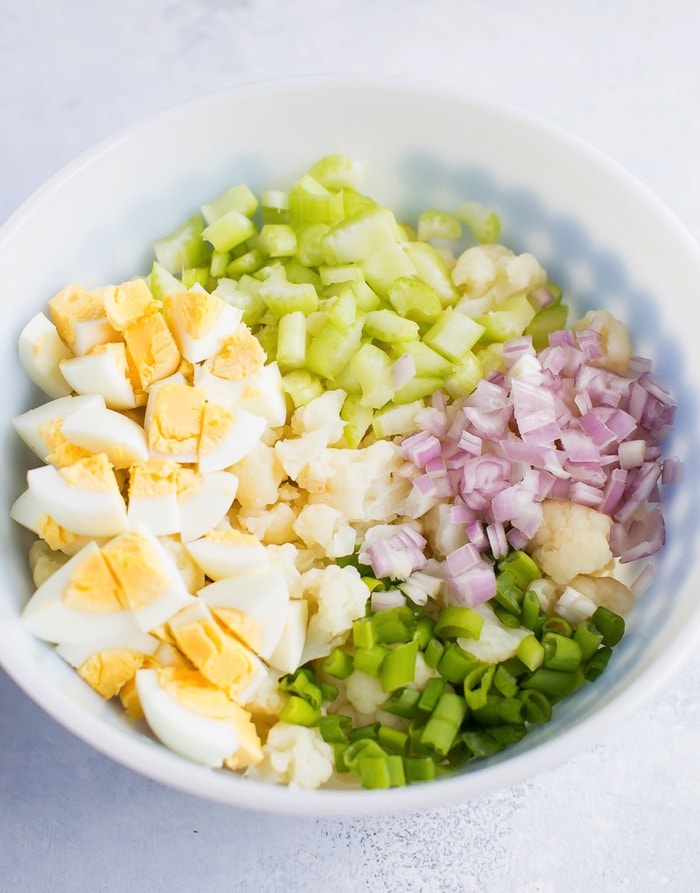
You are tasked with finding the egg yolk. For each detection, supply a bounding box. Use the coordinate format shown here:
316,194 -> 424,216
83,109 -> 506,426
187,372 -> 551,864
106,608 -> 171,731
148,383 -> 205,455
63,549 -> 126,614
119,676 -> 144,719
165,290 -> 224,339
39,418 -> 94,467
174,466 -> 200,501
101,531 -> 171,613
198,402 -> 235,456
128,458 -> 181,498
124,312 -> 180,389
205,326 -> 266,380
89,341 -> 147,406
103,279 -> 161,331
58,453 -> 121,492
78,648 -> 153,699
168,612 -> 259,697
202,528 -> 263,547
48,284 -> 110,349
37,513 -> 80,551
211,607 -> 262,655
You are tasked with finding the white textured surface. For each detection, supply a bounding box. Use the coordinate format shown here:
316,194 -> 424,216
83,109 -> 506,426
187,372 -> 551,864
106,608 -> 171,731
1,1 -> 699,889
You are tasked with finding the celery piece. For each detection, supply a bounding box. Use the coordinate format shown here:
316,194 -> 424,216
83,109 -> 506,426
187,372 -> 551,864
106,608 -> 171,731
455,200 -> 501,244
259,278 -> 319,318
444,351 -> 482,399
392,376 -> 443,405
284,259 -> 322,289
322,207 -> 403,265
350,342 -> 395,410
475,294 -> 536,344
341,395 -> 374,447
343,189 -> 377,217
289,189 -> 345,227
150,261 -> 184,300
281,370 -> 324,407
362,244 -> 416,296
364,310 -> 420,343
277,311 -> 307,371
417,210 -> 462,242
212,279 -> 266,327
310,154 -> 365,190
255,325 -> 277,361
153,212 -> 211,274
348,280 -> 381,312
524,302 -> 569,350
296,223 -> 331,268
202,209 -> 256,252
257,224 -> 298,258
306,319 -> 364,379
389,340 -> 453,377
209,250 -> 231,280
319,264 -> 365,286
329,360 -> 362,395
387,277 -> 442,323
181,267 -> 210,288
292,173 -> 331,196
226,248 -> 265,278
324,291 -> 357,330
403,241 -> 459,307
261,189 -> 289,224
372,400 -> 424,438
475,343 -> 506,377
423,309 -> 485,361
201,183 -> 258,224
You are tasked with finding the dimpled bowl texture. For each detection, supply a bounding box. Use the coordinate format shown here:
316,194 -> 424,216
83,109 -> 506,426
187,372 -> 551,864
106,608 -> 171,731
1,77 -> 699,817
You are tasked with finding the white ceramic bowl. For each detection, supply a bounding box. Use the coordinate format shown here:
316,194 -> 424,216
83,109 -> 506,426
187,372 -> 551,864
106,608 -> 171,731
2,77 -> 699,816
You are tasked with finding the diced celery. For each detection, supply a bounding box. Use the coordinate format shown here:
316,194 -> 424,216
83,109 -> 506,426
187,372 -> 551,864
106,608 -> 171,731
444,351 -> 482,399
283,259 -> 322,289
261,189 -> 289,224
209,250 -> 231,279
341,394 -> 374,447
226,248 -> 265,278
289,189 -> 345,226
371,400 -> 424,438
392,376 -> 443,404
403,241 -> 459,307
319,264 -> 365,286
282,370 -> 323,407
423,308 -> 485,361
153,212 -> 211,274
277,311 -> 307,371
255,325 -> 277,360
202,209 -> 257,252
257,224 -> 298,258
350,342 -> 395,409
342,189 -> 376,217
362,244 -> 416,296
475,343 -> 506,377
364,310 -> 420,343
455,199 -> 501,244
212,278 -> 266,326
348,280 -> 381,312
329,360 -> 361,394
389,340 -> 453,377
296,223 -> 331,268
309,154 -> 365,190
322,207 -> 403,265
387,277 -> 442,323
292,173 -> 330,196
150,261 -> 184,300
417,210 -> 462,242
201,183 -> 258,224
304,310 -> 327,337
259,277 -> 319,318
525,302 -> 569,350
306,318 -> 364,379
475,294 -> 536,343
181,267 -> 210,288
324,291 -> 357,330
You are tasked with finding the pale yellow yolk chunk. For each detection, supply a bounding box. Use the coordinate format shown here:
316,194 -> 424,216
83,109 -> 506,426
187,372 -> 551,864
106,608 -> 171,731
148,383 -> 205,455
157,667 -> 262,768
128,458 -> 181,498
198,402 -> 235,455
206,326 -> 265,380
165,290 -> 224,339
211,607 -> 262,655
78,649 -> 153,699
202,528 -> 263,548
168,614 -> 258,694
48,284 -> 112,349
124,312 -> 180,389
63,549 -> 125,614
39,418 -> 93,467
101,531 -> 170,613
119,676 -> 144,719
89,341 -> 147,406
37,514 -> 80,551
58,453 -> 121,493
103,279 -> 161,331
174,466 -> 200,500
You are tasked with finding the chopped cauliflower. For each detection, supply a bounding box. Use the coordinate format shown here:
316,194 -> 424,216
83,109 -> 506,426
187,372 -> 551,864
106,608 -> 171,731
567,573 -> 635,616
452,244 -> 546,314
28,539 -> 69,587
300,565 -> 369,661
245,722 -> 334,789
292,504 -> 356,558
345,671 -> 387,716
422,503 -> 469,559
237,502 -> 298,545
263,543 -> 305,598
572,309 -> 632,376
229,441 -> 286,509
457,602 -> 529,663
529,499 -> 613,585
290,388 -> 346,442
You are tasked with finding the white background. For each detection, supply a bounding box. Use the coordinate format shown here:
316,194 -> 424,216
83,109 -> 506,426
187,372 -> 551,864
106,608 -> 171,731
1,1 -> 699,890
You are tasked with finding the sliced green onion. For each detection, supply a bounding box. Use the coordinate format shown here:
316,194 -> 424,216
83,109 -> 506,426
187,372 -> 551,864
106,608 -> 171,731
352,617 -> 376,649
463,663 -> 495,711
494,572 -> 524,615
455,199 -> 501,244
423,637 -> 445,669
493,664 -> 519,699
542,616 -> 574,638
333,743 -> 350,773
280,668 -> 323,707
319,681 -> 339,703
348,722 -> 381,743
542,632 -> 583,672
382,687 -> 421,719
437,642 -> 478,684
353,644 -> 390,678
414,616 -> 436,650
319,714 -> 353,743
519,689 -> 552,724
498,551 -> 541,588
373,607 -> 414,645
279,695 -> 321,727
491,603 -> 523,628
403,756 -> 437,783
520,668 -> 578,699
583,645 -> 613,682
516,634 -> 545,672
592,606 -> 625,647
377,725 -> 409,755
521,589 -> 544,632
434,605 -> 484,640
320,648 -> 354,680
488,724 -> 528,746
461,729 -> 504,758
420,692 -> 468,758
382,639 -> 420,692
472,695 -> 526,726
387,754 -> 407,787
417,676 -> 447,714
573,620 -> 605,661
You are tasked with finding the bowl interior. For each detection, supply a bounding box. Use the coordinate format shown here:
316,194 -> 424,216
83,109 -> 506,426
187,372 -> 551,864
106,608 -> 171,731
2,78 -> 699,815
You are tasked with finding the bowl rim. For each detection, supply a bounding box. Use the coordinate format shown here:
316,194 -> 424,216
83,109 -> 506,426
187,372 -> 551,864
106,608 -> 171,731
2,73 -> 700,817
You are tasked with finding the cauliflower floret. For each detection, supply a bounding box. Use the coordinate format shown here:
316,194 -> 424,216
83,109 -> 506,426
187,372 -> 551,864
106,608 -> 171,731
452,244 -> 546,314
229,441 -> 286,509
242,666 -> 288,716
263,542 -> 305,598
529,500 -> 613,585
567,573 -> 635,616
292,504 -> 356,558
412,651 -> 440,689
245,722 -> 334,790
237,502 -> 298,545
28,539 -> 70,587
300,564 -> 369,661
422,503 -> 469,559
457,602 -> 529,663
572,309 -> 632,376
345,671 -> 387,716
290,389 -> 346,443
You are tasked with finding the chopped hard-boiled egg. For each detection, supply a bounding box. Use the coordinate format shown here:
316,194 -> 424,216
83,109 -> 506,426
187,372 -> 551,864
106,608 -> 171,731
184,528 -> 269,580
48,284 -> 120,355
199,566 -> 290,661
59,401 -> 149,468
18,312 -> 73,398
194,361 -> 287,428
12,394 -> 105,462
56,629 -> 160,698
127,458 -> 181,535
267,599 -> 308,675
102,279 -> 161,331
60,342 -> 141,410
175,470 -> 239,543
145,374 -> 203,462
11,487 -> 97,553
135,667 -> 262,769
123,310 -> 181,389
198,403 -> 267,473
163,289 -> 243,363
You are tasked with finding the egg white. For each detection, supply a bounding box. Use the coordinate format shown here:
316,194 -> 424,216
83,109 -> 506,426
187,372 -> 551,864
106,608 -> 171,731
56,629 -> 160,668
197,406 -> 266,473
13,394 -> 106,461
144,373 -> 200,463
184,531 -> 269,580
194,362 -> 287,428
60,350 -> 137,410
18,312 -> 73,398
177,470 -> 239,543
60,403 -> 149,468
267,598 -> 309,675
167,292 -> 243,364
